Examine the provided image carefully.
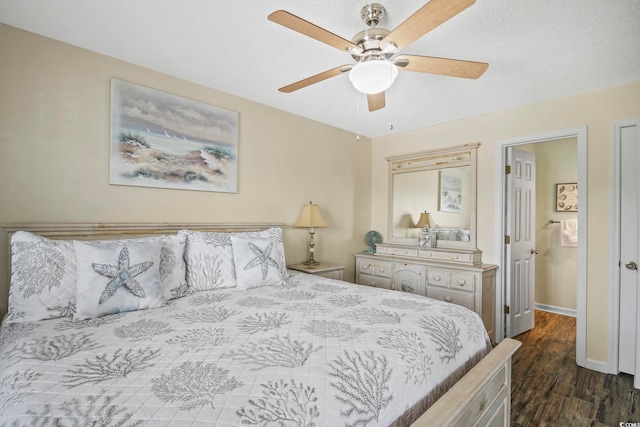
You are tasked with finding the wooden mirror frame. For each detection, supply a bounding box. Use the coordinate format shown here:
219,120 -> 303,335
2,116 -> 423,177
387,143 -> 479,250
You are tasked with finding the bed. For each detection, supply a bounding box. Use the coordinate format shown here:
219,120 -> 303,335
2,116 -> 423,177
0,223 -> 520,427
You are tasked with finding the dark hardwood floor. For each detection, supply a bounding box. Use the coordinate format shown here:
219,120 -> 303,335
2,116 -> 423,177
511,310 -> 640,427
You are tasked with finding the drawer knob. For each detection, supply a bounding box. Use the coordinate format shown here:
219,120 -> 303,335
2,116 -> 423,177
370,282 -> 376,287
425,253 -> 432,257
444,296 -> 453,302
363,264 -> 371,270
452,255 -> 459,260
457,280 -> 466,285
433,275 -> 441,281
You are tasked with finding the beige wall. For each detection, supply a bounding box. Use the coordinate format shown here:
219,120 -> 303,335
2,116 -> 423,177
3,21 -> 640,368
521,138 -> 579,311
372,80 -> 640,365
0,24 -> 373,315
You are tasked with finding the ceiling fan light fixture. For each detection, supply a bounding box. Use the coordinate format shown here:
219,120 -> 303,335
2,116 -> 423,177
348,60 -> 398,94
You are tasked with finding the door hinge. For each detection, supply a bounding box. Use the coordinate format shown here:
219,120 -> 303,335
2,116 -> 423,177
505,165 -> 511,174
504,305 -> 510,314
505,235 -> 511,244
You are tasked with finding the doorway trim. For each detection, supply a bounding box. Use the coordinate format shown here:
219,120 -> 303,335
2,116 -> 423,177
609,117 -> 639,375
493,126 -> 587,369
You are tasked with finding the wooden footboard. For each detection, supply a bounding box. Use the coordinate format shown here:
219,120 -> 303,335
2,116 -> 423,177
411,338 -> 521,427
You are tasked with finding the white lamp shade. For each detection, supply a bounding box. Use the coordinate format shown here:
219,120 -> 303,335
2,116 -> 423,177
293,202 -> 330,228
348,60 -> 398,94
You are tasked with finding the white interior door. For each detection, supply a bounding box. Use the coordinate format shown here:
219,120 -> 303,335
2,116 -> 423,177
506,147 -> 536,337
618,122 -> 639,382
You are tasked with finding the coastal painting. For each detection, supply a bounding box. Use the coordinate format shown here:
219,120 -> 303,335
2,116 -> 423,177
439,170 -> 462,213
110,79 -> 238,193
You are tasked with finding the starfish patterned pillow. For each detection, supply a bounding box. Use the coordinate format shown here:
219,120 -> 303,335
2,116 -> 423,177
74,240 -> 166,320
5,231 -> 77,324
180,227 -> 289,292
230,235 -> 285,290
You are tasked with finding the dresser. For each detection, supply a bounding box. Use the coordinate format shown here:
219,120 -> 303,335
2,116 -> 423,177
355,244 -> 497,341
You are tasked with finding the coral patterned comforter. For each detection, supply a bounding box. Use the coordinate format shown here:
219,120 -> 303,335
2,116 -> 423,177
0,271 -> 491,426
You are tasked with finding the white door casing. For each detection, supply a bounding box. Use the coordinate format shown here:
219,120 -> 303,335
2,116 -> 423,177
505,148 -> 536,337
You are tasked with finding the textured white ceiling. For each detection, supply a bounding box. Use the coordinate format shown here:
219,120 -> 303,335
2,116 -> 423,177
1,0 -> 639,138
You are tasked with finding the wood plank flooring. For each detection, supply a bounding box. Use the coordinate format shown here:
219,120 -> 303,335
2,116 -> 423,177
511,310 -> 640,427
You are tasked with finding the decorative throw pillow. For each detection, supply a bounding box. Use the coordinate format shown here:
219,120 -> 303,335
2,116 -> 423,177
5,231 -> 77,324
230,235 -> 285,290
156,234 -> 189,300
180,227 -> 288,291
74,240 -> 166,320
247,227 -> 289,279
180,230 -> 237,291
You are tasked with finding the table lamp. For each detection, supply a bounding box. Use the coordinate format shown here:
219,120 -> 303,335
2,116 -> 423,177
293,201 -> 329,265
415,211 -> 436,248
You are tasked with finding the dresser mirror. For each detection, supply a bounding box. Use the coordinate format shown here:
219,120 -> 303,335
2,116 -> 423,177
387,143 -> 479,249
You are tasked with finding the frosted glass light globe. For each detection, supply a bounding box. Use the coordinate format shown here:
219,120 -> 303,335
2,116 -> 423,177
349,60 -> 398,94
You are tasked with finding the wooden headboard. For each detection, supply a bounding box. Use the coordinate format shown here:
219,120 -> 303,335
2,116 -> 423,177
0,222 -> 285,317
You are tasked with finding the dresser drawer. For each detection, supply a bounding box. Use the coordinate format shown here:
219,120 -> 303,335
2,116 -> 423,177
450,272 -> 475,292
358,260 -> 393,278
418,249 -> 474,264
426,269 -> 450,288
376,245 -> 419,258
358,274 -> 393,290
427,287 -> 475,311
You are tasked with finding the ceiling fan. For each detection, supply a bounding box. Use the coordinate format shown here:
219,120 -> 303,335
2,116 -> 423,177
268,0 -> 488,112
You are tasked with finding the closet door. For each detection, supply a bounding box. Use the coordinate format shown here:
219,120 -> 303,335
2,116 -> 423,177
619,121 -> 639,378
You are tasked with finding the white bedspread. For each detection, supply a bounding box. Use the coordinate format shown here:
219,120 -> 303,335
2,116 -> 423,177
0,271 -> 491,426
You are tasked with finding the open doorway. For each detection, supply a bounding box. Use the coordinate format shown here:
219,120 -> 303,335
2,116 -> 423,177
519,139 -> 579,317
493,126 -> 587,369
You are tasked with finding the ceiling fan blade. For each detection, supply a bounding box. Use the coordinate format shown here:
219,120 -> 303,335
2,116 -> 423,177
279,65 -> 352,93
395,54 -> 488,79
367,92 -> 385,112
381,0 -> 475,52
269,10 -> 363,55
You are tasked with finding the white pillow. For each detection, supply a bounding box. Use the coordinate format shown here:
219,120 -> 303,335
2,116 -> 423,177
180,227 -> 288,292
74,240 -> 166,320
230,235 -> 285,290
155,234 -> 188,300
180,230 -> 236,291
5,231 -> 77,324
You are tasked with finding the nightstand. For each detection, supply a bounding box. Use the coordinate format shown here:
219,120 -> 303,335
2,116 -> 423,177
287,262 -> 345,280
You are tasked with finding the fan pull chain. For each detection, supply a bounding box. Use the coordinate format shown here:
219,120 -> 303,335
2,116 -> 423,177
355,91 -> 360,141
387,84 -> 394,131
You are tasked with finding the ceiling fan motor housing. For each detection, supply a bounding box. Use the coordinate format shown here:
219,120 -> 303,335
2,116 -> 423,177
351,28 -> 393,60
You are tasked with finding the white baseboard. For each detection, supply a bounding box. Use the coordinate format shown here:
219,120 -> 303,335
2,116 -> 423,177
535,303 -> 577,318
585,358 -> 611,374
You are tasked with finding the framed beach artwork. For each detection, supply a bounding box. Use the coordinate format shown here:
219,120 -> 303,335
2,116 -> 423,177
439,170 -> 462,213
110,79 -> 238,193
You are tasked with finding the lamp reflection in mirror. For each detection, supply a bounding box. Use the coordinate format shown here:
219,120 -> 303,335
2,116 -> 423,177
293,201 -> 330,266
349,60 -> 398,94
415,211 -> 437,248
